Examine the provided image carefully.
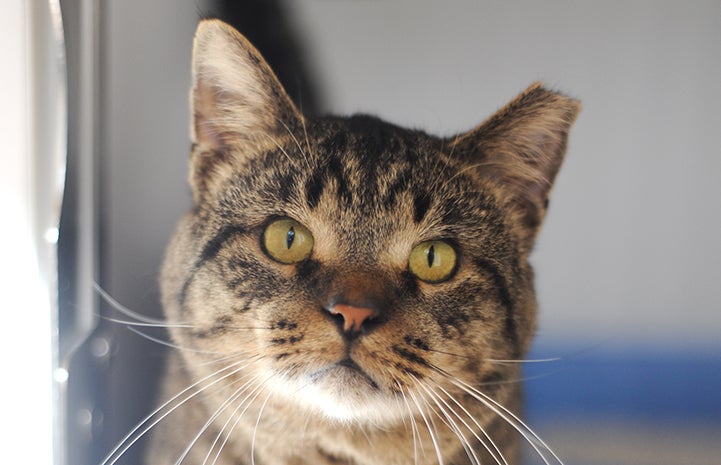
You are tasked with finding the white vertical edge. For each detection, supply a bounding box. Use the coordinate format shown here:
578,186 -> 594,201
14,0 -> 68,463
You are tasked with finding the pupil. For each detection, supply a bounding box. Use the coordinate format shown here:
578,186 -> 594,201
286,227 -> 295,249
427,245 -> 435,268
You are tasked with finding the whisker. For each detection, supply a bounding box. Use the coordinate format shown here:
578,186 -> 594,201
102,316 -> 196,329
100,356 -> 260,465
484,357 -> 562,364
126,326 -> 230,354
94,282 -> 187,325
264,133 -> 298,168
175,374 -> 261,465
444,374 -> 563,465
430,382 -> 509,465
476,366 -> 570,388
276,116 -> 312,171
103,315 -> 269,333
429,349 -> 563,365
417,382 -> 481,465
250,390 -> 273,465
427,348 -> 473,360
397,383 -> 421,465
438,162 -> 496,192
407,387 -> 445,465
197,350 -> 258,368
300,115 -> 313,165
447,132 -> 462,159
208,376 -> 273,465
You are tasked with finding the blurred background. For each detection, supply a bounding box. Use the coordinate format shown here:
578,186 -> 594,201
4,1 -> 719,464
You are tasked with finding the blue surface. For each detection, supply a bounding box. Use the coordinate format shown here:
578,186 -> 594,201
523,344 -> 721,423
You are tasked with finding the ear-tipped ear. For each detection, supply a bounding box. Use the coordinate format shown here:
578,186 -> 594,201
451,83 -> 580,252
190,19 -> 303,154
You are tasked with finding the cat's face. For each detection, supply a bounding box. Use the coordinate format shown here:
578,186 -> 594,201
161,19 -> 579,427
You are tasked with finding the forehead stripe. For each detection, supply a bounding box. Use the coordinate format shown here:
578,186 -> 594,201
412,194 -> 431,224
304,170 -> 325,209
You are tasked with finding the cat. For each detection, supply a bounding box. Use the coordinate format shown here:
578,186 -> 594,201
114,18 -> 580,465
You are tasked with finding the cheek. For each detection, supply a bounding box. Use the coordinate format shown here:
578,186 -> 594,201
371,293 -> 508,376
255,300 -> 346,373
180,268 -> 240,328
174,257 -> 297,350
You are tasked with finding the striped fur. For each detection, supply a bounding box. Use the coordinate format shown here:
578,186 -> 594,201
146,19 -> 580,465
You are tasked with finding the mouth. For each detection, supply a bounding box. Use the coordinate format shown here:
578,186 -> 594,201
310,357 -> 379,390
282,357 -> 408,424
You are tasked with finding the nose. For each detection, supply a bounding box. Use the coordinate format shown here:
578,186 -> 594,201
328,303 -> 378,335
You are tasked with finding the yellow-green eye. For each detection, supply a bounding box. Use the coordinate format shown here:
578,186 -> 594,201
408,240 -> 457,283
262,218 -> 314,264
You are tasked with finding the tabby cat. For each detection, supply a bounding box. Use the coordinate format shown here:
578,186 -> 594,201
134,19 -> 579,465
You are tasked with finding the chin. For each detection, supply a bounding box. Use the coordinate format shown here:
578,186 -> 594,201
274,364 -> 408,426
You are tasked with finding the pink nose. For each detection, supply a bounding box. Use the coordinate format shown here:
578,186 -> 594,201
329,304 -> 377,333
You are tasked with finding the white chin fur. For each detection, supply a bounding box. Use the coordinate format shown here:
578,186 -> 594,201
269,367 -> 408,425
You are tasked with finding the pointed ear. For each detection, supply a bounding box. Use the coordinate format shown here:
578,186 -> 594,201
451,83 -> 580,252
189,19 -> 303,197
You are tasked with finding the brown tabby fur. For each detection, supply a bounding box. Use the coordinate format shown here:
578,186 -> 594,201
145,19 -> 580,465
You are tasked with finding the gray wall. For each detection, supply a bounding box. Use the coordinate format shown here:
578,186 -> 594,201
103,0 -> 721,352
103,0 -> 196,313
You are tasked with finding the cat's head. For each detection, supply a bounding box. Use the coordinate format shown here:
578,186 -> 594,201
161,19 -> 579,425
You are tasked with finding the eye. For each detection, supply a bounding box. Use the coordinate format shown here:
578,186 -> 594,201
408,240 -> 457,283
262,218 -> 314,264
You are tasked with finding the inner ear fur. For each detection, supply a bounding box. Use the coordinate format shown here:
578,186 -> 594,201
189,19 -> 304,200
451,83 -> 580,252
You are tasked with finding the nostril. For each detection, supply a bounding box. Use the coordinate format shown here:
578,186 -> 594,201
328,310 -> 345,330
327,303 -> 378,335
